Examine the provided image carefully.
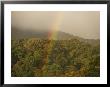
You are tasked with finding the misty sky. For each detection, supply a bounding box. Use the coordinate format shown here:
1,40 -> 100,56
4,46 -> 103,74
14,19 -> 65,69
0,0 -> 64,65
11,11 -> 100,39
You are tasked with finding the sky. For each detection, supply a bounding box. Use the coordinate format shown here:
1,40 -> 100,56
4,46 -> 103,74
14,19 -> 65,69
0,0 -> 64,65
11,11 -> 100,39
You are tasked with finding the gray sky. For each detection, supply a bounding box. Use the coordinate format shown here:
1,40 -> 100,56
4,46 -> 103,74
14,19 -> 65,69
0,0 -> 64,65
11,11 -> 100,39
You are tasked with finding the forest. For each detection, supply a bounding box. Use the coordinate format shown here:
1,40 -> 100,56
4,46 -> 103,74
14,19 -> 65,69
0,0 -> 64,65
11,38 -> 100,77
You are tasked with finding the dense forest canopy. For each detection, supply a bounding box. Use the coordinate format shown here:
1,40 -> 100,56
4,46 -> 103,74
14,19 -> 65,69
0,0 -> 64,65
11,37 -> 100,77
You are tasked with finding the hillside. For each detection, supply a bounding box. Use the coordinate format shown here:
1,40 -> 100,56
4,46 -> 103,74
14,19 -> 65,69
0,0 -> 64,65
11,27 -> 100,77
11,27 -> 100,45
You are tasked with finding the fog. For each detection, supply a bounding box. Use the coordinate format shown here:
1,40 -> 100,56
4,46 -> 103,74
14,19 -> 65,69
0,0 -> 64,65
11,11 -> 100,39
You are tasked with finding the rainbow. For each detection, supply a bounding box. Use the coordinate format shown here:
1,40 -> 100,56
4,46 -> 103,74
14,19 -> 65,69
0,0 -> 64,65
48,12 -> 64,40
43,12 -> 64,66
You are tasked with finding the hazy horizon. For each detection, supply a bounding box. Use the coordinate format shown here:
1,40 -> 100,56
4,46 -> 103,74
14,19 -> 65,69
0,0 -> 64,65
11,11 -> 100,39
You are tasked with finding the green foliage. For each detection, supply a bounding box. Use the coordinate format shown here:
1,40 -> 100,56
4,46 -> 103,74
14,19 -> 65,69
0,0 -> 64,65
11,38 -> 100,77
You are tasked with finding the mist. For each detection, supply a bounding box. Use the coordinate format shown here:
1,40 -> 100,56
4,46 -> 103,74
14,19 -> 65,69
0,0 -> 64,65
11,11 -> 100,39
